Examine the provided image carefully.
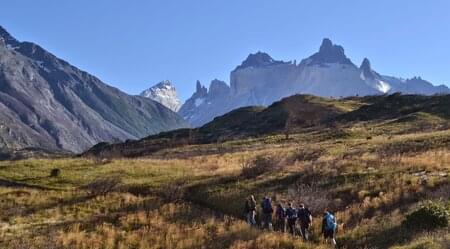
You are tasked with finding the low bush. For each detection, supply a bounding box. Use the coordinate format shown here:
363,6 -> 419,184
289,182 -> 334,214
403,201 -> 449,231
292,148 -> 323,162
161,179 -> 187,202
80,176 -> 122,196
241,156 -> 278,179
49,168 -> 61,177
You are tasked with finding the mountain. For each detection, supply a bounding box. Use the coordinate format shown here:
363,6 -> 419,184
140,80 -> 182,112
0,26 -> 189,153
180,39 -> 450,127
178,79 -> 232,125
84,93 -> 450,158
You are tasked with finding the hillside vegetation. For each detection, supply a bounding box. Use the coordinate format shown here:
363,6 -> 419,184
84,94 -> 450,158
0,93 -> 449,249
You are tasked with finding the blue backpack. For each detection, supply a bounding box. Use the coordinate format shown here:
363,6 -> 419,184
286,207 -> 297,219
324,212 -> 337,231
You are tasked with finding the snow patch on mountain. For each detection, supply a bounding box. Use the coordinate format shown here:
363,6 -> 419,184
195,98 -> 204,107
376,80 -> 391,93
140,80 -> 182,112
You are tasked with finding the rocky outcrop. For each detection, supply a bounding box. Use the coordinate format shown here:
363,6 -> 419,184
304,38 -> 353,66
178,79 -> 233,126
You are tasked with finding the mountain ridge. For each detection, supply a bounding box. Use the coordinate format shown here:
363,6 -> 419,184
84,93 -> 450,158
0,25 -> 189,153
179,38 -> 449,127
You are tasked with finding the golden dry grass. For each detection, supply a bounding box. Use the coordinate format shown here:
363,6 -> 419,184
0,122 -> 449,249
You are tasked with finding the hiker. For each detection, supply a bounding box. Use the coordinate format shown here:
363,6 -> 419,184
260,196 -> 274,230
286,202 -> 297,235
322,209 -> 337,247
275,203 -> 286,232
297,203 -> 313,241
244,195 -> 257,226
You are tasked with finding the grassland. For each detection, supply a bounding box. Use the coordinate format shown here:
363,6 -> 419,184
0,101 -> 449,248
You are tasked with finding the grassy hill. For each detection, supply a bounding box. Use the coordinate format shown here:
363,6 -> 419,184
83,94 -> 450,158
0,93 -> 449,249
82,94 -> 364,158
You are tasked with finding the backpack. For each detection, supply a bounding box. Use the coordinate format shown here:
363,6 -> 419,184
276,206 -> 286,219
286,207 -> 297,219
298,208 -> 312,223
324,213 -> 337,231
262,198 -> 273,213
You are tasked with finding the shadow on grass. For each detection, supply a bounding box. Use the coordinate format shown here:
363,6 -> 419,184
0,178 -> 54,190
28,196 -> 165,235
341,224 -> 415,249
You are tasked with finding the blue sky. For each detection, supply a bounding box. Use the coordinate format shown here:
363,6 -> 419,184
1,1 -> 449,101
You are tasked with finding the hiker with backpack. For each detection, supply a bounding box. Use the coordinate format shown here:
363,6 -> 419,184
244,195 -> 257,226
275,203 -> 287,232
297,203 -> 313,241
322,208 -> 337,247
286,202 -> 297,236
260,196 -> 274,230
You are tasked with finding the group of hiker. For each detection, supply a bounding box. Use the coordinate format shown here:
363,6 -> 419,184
244,195 -> 337,246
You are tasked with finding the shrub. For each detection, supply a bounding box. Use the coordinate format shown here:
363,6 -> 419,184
161,179 -> 187,202
241,156 -> 278,179
92,157 -> 112,165
403,201 -> 449,231
49,168 -> 61,177
292,148 -> 323,162
80,176 -> 122,196
288,182 -> 334,214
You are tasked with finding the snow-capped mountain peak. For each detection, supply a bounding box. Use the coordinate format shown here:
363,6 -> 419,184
140,80 -> 182,112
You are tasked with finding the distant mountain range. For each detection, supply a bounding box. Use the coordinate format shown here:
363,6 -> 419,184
1,24 -> 449,155
178,38 -> 450,126
0,26 -> 188,153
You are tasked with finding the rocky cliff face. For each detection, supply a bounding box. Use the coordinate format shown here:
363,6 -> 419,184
0,26 -> 189,153
179,38 -> 449,127
140,80 -> 182,112
178,80 -> 233,126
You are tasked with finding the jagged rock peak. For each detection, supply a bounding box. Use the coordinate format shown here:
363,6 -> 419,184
235,51 -> 286,70
359,58 -> 380,80
360,58 -> 371,71
306,38 -> 354,66
196,80 -> 208,94
209,79 -> 230,96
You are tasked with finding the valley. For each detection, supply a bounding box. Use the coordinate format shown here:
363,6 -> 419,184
0,94 -> 449,248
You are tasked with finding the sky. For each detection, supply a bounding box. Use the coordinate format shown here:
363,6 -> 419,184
1,0 -> 449,101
